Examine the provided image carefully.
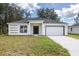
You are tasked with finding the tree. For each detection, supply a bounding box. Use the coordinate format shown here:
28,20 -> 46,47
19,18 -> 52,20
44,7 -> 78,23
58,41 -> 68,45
37,8 -> 45,19
37,8 -> 60,22
21,9 -> 31,19
25,11 -> 31,19
0,3 -> 8,34
0,3 -> 23,34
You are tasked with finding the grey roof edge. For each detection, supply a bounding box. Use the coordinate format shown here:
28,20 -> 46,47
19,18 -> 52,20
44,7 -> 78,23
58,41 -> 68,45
72,23 -> 79,26
7,20 -> 29,24
44,22 -> 68,24
27,17 -> 46,20
7,18 -> 68,25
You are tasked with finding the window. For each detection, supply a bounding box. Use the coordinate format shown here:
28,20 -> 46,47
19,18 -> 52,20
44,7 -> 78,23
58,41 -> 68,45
20,25 -> 27,33
71,27 -> 72,31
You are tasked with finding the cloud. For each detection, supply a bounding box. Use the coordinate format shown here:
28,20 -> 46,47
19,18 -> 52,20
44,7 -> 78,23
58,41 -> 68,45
55,10 -> 61,16
17,3 -> 40,14
55,3 -> 79,16
55,3 -> 79,24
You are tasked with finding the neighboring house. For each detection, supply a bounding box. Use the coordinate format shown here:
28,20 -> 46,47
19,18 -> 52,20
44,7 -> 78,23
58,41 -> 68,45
7,18 -> 68,36
68,23 -> 79,34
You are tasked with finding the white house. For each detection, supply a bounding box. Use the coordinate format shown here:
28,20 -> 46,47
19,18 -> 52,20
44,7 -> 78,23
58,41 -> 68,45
7,18 -> 68,36
68,23 -> 79,34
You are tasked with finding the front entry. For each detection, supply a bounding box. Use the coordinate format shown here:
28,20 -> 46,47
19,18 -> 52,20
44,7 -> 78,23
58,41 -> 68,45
33,26 -> 39,34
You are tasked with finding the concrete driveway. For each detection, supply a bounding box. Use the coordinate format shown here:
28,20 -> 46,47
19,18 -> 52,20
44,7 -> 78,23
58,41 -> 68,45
48,36 -> 79,56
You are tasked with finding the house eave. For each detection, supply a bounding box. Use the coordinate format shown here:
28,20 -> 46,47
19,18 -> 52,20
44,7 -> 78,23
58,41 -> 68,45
7,22 -> 29,24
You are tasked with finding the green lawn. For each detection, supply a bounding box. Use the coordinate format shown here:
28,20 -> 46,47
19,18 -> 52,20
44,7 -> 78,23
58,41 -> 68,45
0,35 -> 70,56
68,33 -> 79,39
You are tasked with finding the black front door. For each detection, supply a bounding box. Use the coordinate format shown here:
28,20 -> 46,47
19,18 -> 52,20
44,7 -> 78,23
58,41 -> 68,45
33,26 -> 39,34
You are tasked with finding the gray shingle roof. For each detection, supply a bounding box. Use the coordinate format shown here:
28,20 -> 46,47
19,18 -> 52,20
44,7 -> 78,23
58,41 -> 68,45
43,19 -> 67,24
27,17 -> 44,20
7,18 -> 67,24
13,20 -> 29,23
7,20 -> 29,23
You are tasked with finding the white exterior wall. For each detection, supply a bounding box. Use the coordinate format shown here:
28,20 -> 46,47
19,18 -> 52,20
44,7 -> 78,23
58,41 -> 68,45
8,21 -> 68,35
68,26 -> 72,33
8,23 -> 29,35
65,25 -> 68,35
69,26 -> 79,34
8,24 -> 19,35
42,24 -> 45,35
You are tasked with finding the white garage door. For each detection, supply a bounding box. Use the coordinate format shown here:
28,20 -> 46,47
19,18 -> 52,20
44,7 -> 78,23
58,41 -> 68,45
46,26 -> 64,36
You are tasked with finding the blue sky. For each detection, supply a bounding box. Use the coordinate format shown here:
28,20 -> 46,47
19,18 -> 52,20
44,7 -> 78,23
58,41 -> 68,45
38,3 -> 76,10
19,3 -> 79,25
31,3 -> 76,17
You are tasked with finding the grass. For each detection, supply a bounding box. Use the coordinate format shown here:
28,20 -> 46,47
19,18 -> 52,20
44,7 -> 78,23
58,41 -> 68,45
0,35 -> 70,56
68,33 -> 79,39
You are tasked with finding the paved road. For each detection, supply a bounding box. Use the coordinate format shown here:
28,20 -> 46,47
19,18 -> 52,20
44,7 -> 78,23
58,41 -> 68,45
48,36 -> 79,56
